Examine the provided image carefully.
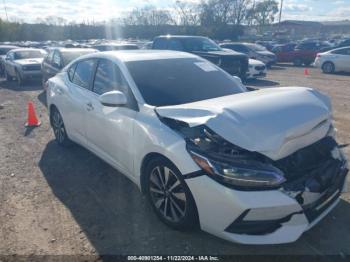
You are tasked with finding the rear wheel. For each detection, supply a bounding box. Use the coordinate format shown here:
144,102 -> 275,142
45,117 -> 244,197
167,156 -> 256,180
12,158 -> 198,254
322,62 -> 335,74
50,108 -> 72,147
145,157 -> 198,230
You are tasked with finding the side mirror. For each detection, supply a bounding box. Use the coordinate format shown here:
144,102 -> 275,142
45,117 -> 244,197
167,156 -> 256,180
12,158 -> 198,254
99,90 -> 127,107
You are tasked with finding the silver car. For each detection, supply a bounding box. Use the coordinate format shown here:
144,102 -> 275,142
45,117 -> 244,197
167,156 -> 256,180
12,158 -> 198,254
4,48 -> 46,86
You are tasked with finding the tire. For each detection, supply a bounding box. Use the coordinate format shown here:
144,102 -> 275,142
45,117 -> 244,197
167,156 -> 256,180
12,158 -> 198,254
50,107 -> 72,147
5,70 -> 12,81
322,62 -> 335,74
42,77 -> 47,89
293,58 -> 303,67
15,70 -> 23,87
145,157 -> 198,230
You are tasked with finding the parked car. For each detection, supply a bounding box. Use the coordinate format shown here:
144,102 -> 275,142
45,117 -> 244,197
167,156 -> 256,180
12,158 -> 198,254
314,47 -> 350,74
41,48 -> 97,88
46,50 -> 348,245
0,45 -> 19,76
220,42 -> 276,67
247,59 -> 267,80
4,48 -> 46,85
337,38 -> 350,48
273,41 -> 329,66
93,43 -> 139,51
152,35 -> 248,80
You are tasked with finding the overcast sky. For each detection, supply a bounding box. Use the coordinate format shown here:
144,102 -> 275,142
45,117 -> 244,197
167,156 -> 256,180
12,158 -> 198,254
0,0 -> 349,23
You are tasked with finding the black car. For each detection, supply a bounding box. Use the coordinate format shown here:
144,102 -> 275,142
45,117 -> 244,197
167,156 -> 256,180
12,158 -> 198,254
41,48 -> 97,88
0,45 -> 19,76
92,43 -> 139,51
152,35 -> 248,80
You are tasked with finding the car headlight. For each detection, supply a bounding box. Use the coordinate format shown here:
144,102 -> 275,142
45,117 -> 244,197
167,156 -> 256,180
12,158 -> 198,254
188,150 -> 286,190
22,66 -> 27,70
158,118 -> 286,190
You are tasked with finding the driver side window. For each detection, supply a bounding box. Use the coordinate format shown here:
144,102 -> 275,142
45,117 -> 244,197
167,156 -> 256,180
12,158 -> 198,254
92,59 -> 128,95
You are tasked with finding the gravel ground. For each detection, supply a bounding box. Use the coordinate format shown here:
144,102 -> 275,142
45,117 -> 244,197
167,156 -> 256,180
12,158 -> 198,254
0,64 -> 349,258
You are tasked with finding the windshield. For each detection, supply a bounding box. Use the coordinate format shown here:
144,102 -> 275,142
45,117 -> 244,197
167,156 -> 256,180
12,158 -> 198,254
247,44 -> 267,52
126,58 -> 244,107
183,38 -> 222,52
14,50 -> 44,60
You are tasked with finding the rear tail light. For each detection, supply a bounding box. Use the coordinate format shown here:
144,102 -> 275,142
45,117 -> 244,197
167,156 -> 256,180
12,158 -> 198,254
316,53 -> 321,58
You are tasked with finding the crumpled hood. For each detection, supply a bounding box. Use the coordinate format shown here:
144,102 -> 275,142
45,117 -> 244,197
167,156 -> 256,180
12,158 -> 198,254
15,58 -> 43,65
156,87 -> 332,160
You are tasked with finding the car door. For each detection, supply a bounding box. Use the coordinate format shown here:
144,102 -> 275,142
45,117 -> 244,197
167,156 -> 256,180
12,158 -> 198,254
333,48 -> 350,71
5,52 -> 15,76
42,50 -> 54,79
51,50 -> 63,77
61,58 -> 97,146
84,58 -> 137,176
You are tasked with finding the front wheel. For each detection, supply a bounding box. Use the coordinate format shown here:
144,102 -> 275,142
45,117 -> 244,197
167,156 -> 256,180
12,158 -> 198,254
5,70 -> 12,81
145,158 -> 198,230
16,70 -> 23,87
50,108 -> 72,147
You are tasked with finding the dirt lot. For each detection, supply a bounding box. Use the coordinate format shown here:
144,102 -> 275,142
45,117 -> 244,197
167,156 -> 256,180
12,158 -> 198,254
0,64 -> 350,257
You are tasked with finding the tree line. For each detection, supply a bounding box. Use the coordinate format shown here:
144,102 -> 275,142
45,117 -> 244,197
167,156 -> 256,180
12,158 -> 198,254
0,0 -> 279,41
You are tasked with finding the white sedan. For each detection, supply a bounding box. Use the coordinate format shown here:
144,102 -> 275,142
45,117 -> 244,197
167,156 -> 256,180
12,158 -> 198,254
46,50 -> 348,244
247,59 -> 267,79
314,46 -> 350,73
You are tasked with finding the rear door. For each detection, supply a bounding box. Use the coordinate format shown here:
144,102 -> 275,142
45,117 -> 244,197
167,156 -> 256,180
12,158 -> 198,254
333,48 -> 350,71
84,58 -> 137,175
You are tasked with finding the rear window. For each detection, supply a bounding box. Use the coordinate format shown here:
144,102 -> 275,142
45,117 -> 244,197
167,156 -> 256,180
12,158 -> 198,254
126,58 -> 244,107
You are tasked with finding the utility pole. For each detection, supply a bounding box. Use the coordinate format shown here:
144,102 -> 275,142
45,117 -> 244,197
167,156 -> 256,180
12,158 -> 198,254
3,0 -> 8,21
278,0 -> 283,33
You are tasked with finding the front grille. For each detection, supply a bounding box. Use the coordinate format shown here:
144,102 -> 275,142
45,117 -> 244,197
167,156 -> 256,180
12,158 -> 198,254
23,65 -> 41,71
303,169 -> 346,222
255,65 -> 266,71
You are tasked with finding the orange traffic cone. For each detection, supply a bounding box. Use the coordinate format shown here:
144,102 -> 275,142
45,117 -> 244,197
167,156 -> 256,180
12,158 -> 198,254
304,68 -> 309,76
25,101 -> 41,127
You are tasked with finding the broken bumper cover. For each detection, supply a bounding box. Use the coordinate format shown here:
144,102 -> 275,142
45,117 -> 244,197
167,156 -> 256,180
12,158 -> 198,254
186,167 -> 347,245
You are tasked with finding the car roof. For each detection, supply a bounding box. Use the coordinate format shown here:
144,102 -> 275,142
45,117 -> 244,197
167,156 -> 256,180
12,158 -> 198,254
329,46 -> 350,52
81,50 -> 199,62
0,45 -> 19,49
51,47 -> 97,53
11,48 -> 45,52
155,35 -> 208,39
93,43 -> 138,47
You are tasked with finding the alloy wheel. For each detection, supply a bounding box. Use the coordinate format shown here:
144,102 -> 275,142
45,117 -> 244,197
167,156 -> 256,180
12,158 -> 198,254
52,110 -> 66,144
149,166 -> 187,223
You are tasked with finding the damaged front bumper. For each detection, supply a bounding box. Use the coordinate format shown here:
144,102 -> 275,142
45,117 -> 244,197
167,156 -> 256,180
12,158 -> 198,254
186,166 -> 347,244
184,134 -> 348,244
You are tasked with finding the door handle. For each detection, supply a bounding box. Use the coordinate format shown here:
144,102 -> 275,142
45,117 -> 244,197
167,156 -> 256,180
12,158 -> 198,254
86,102 -> 94,111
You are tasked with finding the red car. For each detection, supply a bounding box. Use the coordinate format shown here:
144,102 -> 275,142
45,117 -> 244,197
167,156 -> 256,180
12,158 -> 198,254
272,42 -> 329,66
